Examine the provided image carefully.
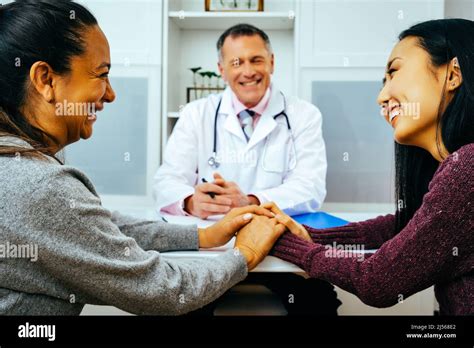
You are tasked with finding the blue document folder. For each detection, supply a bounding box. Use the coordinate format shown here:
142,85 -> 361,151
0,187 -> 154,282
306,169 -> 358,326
293,212 -> 349,229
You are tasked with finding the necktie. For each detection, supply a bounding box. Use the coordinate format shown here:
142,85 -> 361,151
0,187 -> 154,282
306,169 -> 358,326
238,109 -> 256,142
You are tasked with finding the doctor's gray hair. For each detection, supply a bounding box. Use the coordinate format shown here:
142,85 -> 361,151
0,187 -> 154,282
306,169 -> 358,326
217,23 -> 273,61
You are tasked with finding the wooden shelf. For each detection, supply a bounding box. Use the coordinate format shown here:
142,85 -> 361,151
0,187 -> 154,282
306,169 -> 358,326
169,11 -> 295,30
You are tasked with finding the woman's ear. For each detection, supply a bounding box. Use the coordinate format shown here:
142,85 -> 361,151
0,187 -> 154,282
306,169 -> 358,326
447,57 -> 463,92
29,61 -> 56,103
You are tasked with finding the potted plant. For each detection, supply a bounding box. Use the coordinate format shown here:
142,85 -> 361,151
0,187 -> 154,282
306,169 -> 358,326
189,67 -> 202,100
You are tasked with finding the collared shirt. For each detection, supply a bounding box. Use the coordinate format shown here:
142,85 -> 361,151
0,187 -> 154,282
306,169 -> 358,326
231,86 -> 271,128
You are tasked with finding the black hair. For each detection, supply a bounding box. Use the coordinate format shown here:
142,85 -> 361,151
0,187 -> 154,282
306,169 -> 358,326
217,23 -> 272,60
0,0 -> 98,159
394,19 -> 474,232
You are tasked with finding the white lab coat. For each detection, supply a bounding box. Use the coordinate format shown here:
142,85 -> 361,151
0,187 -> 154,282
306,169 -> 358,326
153,85 -> 327,216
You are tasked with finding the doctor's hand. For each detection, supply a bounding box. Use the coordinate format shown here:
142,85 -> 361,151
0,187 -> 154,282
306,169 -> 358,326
198,205 -> 275,248
234,215 -> 286,270
212,173 -> 260,208
262,202 -> 313,242
185,181 -> 232,219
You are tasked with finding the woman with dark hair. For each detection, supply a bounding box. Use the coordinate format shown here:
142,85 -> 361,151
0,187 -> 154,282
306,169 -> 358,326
266,19 -> 473,315
0,0 -> 284,315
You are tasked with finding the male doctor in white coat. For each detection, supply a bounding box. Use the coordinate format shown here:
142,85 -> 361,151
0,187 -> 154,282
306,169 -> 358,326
153,24 -> 340,316
154,25 -> 327,219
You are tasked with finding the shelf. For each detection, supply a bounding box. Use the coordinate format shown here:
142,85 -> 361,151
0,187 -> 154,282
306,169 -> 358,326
168,112 -> 180,119
169,11 -> 295,30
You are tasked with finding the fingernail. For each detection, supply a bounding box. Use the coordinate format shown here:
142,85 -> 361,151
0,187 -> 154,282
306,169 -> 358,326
243,213 -> 253,221
275,214 -> 282,220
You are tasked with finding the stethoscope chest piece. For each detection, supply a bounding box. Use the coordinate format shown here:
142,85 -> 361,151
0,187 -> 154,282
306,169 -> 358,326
208,153 -> 220,169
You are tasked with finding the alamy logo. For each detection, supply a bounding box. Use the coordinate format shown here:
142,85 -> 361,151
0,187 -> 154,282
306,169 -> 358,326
0,242 -> 38,262
18,322 -> 56,341
55,100 -> 96,116
324,242 -> 366,262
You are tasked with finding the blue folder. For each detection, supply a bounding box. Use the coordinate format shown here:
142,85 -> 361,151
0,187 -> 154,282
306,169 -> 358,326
292,212 -> 349,229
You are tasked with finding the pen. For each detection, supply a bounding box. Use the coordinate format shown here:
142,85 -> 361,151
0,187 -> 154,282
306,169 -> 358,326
201,178 -> 216,199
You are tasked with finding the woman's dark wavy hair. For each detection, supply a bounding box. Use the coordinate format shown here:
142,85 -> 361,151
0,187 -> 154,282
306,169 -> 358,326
0,0 -> 97,159
394,19 -> 474,233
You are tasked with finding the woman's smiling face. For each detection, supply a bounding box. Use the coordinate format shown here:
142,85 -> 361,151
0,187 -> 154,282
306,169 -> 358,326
24,25 -> 116,151
377,36 -> 448,151
53,25 -> 116,142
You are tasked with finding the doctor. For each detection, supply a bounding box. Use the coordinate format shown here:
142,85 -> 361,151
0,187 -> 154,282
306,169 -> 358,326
154,24 -> 339,316
154,23 -> 327,219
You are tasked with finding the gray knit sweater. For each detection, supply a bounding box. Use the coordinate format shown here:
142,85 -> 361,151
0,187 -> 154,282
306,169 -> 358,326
0,136 -> 248,315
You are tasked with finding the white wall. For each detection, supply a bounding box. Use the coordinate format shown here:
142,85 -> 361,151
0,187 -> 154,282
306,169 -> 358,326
445,0 -> 474,18
295,0 -> 444,213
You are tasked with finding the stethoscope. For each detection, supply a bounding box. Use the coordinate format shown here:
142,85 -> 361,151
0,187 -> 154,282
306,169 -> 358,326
208,92 -> 292,169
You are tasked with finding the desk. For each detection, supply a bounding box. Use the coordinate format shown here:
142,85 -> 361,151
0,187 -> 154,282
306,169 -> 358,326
161,212 -> 349,273
82,209 -> 387,315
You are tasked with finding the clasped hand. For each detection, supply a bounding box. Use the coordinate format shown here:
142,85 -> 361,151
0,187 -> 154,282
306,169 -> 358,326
185,172 -> 259,219
198,202 -> 313,270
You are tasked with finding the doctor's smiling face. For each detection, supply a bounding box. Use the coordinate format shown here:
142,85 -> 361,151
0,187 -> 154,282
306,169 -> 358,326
218,34 -> 274,108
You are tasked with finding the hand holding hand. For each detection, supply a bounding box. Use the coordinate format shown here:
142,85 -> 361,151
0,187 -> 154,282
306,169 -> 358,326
262,202 -> 313,242
198,205 -> 275,248
234,215 -> 286,270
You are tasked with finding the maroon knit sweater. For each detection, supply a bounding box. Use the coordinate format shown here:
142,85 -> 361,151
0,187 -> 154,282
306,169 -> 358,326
272,143 -> 473,315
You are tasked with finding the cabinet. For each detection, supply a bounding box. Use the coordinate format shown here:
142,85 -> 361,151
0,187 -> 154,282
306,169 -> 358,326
161,0 -> 297,148
298,0 -> 444,68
